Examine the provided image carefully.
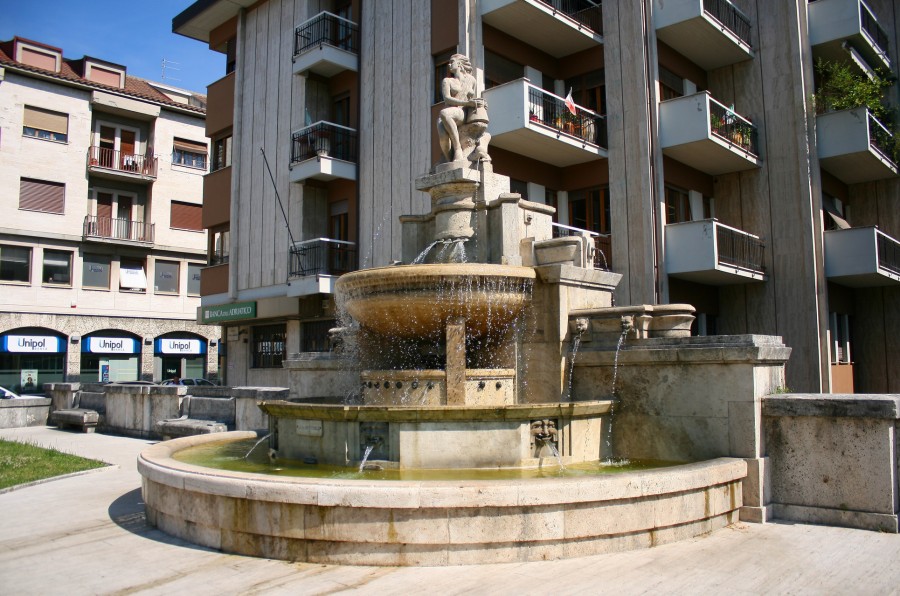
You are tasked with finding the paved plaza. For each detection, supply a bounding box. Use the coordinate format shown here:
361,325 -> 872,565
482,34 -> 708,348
1,426 -> 898,595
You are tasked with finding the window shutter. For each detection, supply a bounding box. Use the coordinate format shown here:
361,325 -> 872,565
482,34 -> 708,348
19,178 -> 65,213
23,106 -> 69,135
173,138 -> 208,153
170,201 -> 203,231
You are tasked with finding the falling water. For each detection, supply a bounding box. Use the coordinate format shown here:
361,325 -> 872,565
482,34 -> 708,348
611,329 -> 628,396
595,249 -> 609,270
244,433 -> 271,459
543,440 -> 566,470
413,240 -> 442,264
358,444 -> 375,472
565,333 -> 582,401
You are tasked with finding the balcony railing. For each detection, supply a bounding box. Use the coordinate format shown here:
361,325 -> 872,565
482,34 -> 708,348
859,0 -> 889,62
877,231 -> 900,277
540,0 -> 604,34
289,238 -> 358,277
703,0 -> 751,46
87,146 -> 158,178
552,222 -> 612,270
867,111 -> 895,163
716,224 -> 765,273
708,98 -> 759,155
294,12 -> 359,56
291,122 -> 358,164
528,86 -> 607,146
83,215 -> 154,243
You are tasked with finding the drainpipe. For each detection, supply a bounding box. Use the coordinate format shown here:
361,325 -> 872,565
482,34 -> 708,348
228,8 -> 247,303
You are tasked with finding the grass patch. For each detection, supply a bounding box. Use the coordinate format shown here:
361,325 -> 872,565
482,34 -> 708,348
0,440 -> 107,490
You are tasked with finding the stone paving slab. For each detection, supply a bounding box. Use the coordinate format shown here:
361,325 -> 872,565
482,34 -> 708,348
1,427 -> 899,595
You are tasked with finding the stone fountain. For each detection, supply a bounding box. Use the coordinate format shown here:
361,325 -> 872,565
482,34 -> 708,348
138,56 -> 789,565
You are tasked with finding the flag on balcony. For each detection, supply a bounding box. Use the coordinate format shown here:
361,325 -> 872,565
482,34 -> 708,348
565,88 -> 577,116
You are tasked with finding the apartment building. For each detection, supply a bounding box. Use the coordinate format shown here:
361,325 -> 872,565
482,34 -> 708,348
174,0 -> 899,393
0,37 -> 220,393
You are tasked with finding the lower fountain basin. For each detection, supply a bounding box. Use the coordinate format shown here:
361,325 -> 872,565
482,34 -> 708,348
335,263 -> 536,338
139,432 -> 747,566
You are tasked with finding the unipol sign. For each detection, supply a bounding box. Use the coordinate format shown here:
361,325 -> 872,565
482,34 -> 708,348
4,335 -> 60,353
159,339 -> 201,355
85,337 -> 137,354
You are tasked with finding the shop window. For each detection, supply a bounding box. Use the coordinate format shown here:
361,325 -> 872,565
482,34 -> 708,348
187,263 -> 202,296
0,245 -> 31,283
19,178 -> 65,214
119,259 -> 147,292
23,105 -> 68,142
172,138 -> 208,169
42,250 -> 71,285
82,254 -> 110,289
252,324 -> 286,368
212,135 -> 232,171
154,260 -> 179,294
170,201 -> 202,231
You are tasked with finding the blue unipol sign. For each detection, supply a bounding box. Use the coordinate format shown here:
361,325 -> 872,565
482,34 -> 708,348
155,338 -> 205,355
1,335 -> 62,353
82,337 -> 140,354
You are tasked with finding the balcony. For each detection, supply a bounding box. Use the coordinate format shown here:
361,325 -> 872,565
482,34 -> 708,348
83,215 -> 154,246
809,0 -> 890,73
817,108 -> 898,184
665,219 -> 766,284
287,238 -> 358,296
481,0 -> 602,58
292,11 -> 359,77
654,0 -> 753,70
824,226 -> 900,287
87,147 -> 158,182
483,79 -> 607,167
289,122 -> 358,183
659,91 -> 761,175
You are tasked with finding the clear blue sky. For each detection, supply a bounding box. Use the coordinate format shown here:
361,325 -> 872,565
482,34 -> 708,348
1,0 -> 224,94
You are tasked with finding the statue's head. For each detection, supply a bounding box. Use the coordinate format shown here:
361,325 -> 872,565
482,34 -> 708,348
448,54 -> 473,76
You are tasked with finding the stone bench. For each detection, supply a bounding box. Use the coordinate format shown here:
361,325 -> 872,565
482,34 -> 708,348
155,396 -> 235,440
50,391 -> 106,433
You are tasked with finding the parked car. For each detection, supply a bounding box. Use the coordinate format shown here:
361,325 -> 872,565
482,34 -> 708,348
105,380 -> 158,386
0,386 -> 21,399
160,378 -> 218,386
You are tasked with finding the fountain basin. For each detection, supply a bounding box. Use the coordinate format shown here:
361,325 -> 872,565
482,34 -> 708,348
139,432 -> 746,566
335,263 -> 536,338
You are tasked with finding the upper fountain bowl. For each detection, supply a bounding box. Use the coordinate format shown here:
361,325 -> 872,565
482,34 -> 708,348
335,263 -> 536,338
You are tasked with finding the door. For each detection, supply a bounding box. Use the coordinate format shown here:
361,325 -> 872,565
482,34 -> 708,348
99,126 -> 116,168
120,130 -> 137,170
96,192 -> 113,237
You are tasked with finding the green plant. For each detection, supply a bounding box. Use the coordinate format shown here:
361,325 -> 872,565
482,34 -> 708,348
812,58 -> 893,119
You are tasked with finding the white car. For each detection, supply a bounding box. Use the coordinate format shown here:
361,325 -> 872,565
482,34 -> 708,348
160,378 -> 218,386
0,386 -> 22,399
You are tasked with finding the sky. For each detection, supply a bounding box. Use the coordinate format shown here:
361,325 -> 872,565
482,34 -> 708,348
1,0 -> 224,94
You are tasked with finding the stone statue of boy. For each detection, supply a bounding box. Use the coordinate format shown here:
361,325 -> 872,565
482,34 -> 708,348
437,54 -> 491,164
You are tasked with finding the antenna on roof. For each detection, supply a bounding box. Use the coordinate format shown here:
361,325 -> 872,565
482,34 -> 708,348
161,59 -> 181,83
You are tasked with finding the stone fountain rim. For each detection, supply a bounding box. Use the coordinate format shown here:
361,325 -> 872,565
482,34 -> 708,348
139,431 -> 747,507
335,262 -> 537,287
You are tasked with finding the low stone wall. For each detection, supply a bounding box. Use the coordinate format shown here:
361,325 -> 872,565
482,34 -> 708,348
140,432 -> 747,566
763,394 -> 900,533
0,397 -> 51,428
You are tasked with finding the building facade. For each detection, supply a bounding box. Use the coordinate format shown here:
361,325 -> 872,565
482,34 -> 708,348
0,37 -> 220,393
174,0 -> 899,393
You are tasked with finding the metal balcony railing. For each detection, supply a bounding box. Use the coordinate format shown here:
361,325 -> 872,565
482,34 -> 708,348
540,0 -> 603,34
289,238 -> 358,277
708,97 -> 759,156
291,122 -> 358,164
552,222 -> 612,270
877,230 -> 900,276
867,111 -> 896,164
83,215 -> 154,243
859,0 -> 890,61
87,146 -> 158,178
294,11 -> 359,56
209,251 -> 229,266
716,223 -> 765,273
528,85 -> 607,147
703,0 -> 751,46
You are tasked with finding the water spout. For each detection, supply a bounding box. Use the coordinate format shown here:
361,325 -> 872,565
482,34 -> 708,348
358,444 -> 375,472
244,433 -> 271,459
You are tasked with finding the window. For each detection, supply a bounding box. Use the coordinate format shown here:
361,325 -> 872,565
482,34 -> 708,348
302,319 -> 335,352
82,254 -> 110,289
565,69 -> 606,115
154,260 -> 179,294
252,324 -> 286,368
830,312 -> 852,364
659,66 -> 685,101
484,50 -> 524,90
665,186 -> 692,224
172,138 -> 208,169
19,178 -> 65,214
42,250 -> 71,285
187,263 -> 202,296
212,136 -> 232,171
568,187 -> 610,234
23,106 -> 68,142
119,259 -> 147,291
433,50 -> 454,103
332,94 -> 351,127
510,179 -> 528,199
211,228 -> 230,265
545,189 -> 559,222
170,201 -> 203,231
0,245 -> 31,283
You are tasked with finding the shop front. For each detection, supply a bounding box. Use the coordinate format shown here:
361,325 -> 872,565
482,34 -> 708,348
81,332 -> 142,382
154,333 -> 207,381
0,328 -> 67,394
